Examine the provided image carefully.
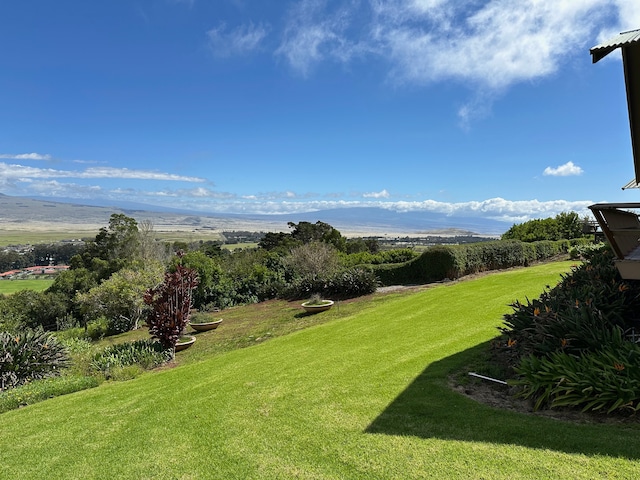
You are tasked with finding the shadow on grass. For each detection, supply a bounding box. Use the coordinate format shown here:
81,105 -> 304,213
365,342 -> 640,460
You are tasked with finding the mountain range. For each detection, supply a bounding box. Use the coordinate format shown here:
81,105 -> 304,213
0,193 -> 508,236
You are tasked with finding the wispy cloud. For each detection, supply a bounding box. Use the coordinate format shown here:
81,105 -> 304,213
18,180 -> 104,198
275,0 -> 370,76
543,161 -> 584,176
0,153 -> 52,160
272,0 -> 622,119
79,167 -> 205,182
0,162 -> 206,182
207,22 -> 270,57
363,189 -> 390,199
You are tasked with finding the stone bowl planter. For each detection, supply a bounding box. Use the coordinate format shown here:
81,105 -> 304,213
301,300 -> 334,314
189,318 -> 223,332
175,335 -> 196,352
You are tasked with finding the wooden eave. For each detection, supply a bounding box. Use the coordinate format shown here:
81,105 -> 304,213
589,203 -> 640,279
591,30 -> 640,184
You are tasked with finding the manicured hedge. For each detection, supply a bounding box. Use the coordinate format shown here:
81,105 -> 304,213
374,239 -> 573,286
283,267 -> 378,300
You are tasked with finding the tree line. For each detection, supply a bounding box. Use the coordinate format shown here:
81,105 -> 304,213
1,211 -> 591,338
0,216 -> 408,336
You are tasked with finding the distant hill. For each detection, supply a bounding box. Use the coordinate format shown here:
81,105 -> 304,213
247,207 -> 508,236
0,193 -> 507,236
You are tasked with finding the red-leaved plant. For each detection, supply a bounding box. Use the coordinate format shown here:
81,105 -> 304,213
144,253 -> 199,352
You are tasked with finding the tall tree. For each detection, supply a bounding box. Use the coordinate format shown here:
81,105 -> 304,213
288,221 -> 346,252
76,262 -> 164,334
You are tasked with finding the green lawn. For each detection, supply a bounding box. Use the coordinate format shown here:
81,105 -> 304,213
0,278 -> 54,294
0,230 -> 94,246
3,261 -> 640,479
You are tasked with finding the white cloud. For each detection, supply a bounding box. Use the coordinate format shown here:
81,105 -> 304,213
613,0 -> 640,32
22,180 -> 104,198
176,187 -> 235,199
79,167 -> 205,182
145,195 -> 593,223
0,153 -> 52,160
0,162 -> 206,182
275,0 -> 622,119
363,189 -> 390,198
276,0 -> 370,76
207,22 -> 270,57
385,0 -> 606,89
543,161 -> 584,176
383,197 -> 593,221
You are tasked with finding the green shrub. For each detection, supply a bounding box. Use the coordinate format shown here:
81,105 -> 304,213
340,249 -> 419,268
374,240 -> 570,286
90,339 -> 172,379
513,338 -> 640,414
56,336 -> 98,377
0,290 -> 68,331
54,317 -> 110,342
0,375 -> 99,413
58,336 -> 94,355
284,267 -> 378,300
500,246 -> 640,360
325,267 -> 378,297
569,241 -> 606,260
0,330 -> 70,391
498,245 -> 640,415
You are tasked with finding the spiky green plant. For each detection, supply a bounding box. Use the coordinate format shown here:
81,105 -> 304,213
0,329 -> 70,391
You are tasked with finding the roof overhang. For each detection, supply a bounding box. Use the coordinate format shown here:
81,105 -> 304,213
622,178 -> 640,189
591,29 -> 640,184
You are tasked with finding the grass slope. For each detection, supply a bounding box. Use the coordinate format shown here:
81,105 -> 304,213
0,278 -> 54,294
3,261 -> 640,479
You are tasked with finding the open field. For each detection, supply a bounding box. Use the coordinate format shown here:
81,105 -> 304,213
0,227 -> 227,247
0,278 -> 54,294
3,261 -> 640,479
0,229 -> 98,245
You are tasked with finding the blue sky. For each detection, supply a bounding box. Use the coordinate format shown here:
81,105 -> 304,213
1,1 -> 640,226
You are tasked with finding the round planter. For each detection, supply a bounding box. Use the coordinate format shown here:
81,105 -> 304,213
189,318 -> 223,332
175,335 -> 196,352
301,300 -> 334,313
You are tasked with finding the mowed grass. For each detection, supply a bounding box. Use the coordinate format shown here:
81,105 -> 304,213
0,229 -> 225,247
0,230 -> 94,246
3,261 -> 640,479
0,278 -> 54,294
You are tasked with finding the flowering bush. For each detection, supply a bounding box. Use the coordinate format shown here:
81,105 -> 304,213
498,245 -> 640,414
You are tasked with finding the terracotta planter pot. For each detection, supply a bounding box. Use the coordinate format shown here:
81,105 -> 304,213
301,300 -> 334,313
189,319 -> 223,332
